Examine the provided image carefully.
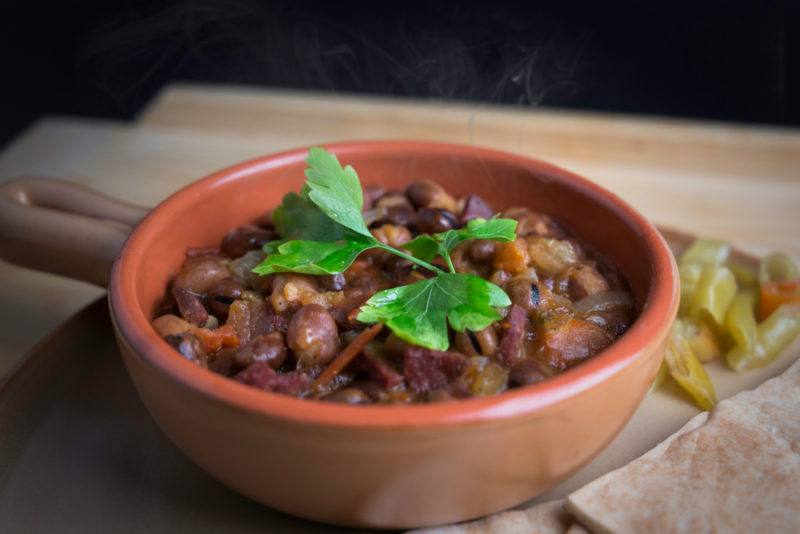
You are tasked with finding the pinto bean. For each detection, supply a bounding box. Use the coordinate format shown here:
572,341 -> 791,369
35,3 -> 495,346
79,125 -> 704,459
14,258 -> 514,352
469,240 -> 497,263
152,314 -> 192,338
503,207 -> 564,238
416,208 -> 459,234
286,304 -> 339,369
207,278 -> 247,318
371,224 -> 412,248
165,333 -> 207,366
474,326 -> 498,357
318,273 -> 346,292
220,225 -> 274,258
234,332 -> 287,369
406,180 -> 457,211
270,273 -> 320,313
362,185 -> 385,210
376,193 -> 412,210
173,256 -> 230,294
460,194 -> 494,222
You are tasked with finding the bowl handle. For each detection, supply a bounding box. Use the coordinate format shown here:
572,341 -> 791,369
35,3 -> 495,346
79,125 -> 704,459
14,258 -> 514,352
0,178 -> 149,287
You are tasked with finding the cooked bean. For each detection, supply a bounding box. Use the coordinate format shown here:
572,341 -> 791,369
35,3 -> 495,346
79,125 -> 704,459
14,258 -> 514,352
474,326 -> 498,357
324,387 -> 371,404
318,273 -> 346,291
371,224 -> 412,248
469,240 -> 497,263
286,304 -> 339,369
376,192 -> 412,210
406,180 -> 456,211
207,278 -> 247,318
503,207 -> 564,238
384,204 -> 417,226
165,333 -> 207,366
228,250 -> 267,288
234,332 -> 287,369
416,208 -> 459,234
509,360 -> 547,386
152,314 -> 192,338
460,194 -> 494,222
453,331 -> 479,357
362,185 -> 385,210
157,175 -> 632,404
174,256 -> 230,294
270,273 -> 320,313
220,225 -> 274,258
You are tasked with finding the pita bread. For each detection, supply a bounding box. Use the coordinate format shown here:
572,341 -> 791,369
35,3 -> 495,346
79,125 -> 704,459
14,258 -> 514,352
566,357 -> 800,533
409,499 -> 570,534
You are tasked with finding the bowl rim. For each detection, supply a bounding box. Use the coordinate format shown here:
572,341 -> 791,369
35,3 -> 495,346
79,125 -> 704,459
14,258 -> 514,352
110,140 -> 679,429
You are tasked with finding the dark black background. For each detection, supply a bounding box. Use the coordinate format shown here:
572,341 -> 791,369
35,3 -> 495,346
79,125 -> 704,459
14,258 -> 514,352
0,1 -> 793,149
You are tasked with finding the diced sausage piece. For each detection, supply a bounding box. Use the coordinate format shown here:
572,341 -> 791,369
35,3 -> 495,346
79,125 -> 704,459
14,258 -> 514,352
499,304 -> 527,365
165,333 -> 207,366
403,347 -> 467,393
234,361 -> 310,396
286,304 -> 339,369
172,286 -> 209,326
416,208 -> 459,234
568,265 -> 610,301
360,352 -> 404,389
234,332 -> 287,369
173,256 -> 230,294
460,194 -> 494,223
324,388 -> 371,404
540,318 -> 613,370
220,225 -> 275,258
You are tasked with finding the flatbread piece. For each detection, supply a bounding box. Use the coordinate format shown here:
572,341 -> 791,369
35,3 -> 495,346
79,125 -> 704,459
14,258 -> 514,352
567,358 -> 800,533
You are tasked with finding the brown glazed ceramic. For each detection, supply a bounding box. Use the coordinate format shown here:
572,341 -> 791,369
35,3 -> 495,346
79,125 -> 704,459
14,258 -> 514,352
0,141 -> 679,529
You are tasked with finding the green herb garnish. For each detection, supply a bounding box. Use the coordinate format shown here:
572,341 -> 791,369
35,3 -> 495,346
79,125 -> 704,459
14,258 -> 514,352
253,147 -> 517,350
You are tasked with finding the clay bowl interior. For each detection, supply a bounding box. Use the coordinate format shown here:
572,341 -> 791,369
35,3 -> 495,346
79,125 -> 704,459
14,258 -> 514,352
110,141 -> 678,528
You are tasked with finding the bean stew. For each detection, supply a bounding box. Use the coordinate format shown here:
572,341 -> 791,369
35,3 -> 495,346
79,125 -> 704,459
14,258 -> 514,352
152,149 -> 634,404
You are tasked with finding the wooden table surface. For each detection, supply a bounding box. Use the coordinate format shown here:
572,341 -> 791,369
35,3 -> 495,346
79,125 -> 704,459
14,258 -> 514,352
1,83 -> 799,379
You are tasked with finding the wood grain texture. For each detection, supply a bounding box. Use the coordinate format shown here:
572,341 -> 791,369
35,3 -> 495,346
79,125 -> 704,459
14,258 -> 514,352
137,84 -> 800,258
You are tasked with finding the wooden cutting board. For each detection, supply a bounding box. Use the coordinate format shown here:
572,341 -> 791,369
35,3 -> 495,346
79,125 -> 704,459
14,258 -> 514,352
0,84 -> 799,531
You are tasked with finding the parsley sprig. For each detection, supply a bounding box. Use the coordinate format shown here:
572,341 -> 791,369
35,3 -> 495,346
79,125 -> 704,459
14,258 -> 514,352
252,147 -> 517,350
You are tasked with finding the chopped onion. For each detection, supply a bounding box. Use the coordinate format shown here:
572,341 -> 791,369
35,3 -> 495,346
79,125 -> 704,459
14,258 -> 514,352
573,291 -> 633,315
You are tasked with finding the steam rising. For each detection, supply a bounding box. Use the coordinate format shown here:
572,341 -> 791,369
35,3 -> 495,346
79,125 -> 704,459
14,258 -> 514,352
77,1 -> 590,111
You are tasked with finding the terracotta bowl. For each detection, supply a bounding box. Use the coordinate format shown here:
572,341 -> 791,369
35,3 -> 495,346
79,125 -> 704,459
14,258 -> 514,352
0,141 -> 679,529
